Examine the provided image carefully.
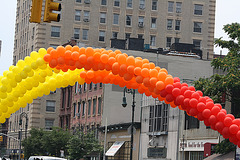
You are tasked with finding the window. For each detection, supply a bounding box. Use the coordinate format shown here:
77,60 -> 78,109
151,0 -> 157,10
175,20 -> 181,30
45,119 -> 54,130
88,99 -> 92,115
83,83 -> 87,91
168,1 -> 174,12
113,14 -> 119,25
84,11 -> 90,20
151,18 -> 156,28
193,39 -> 201,49
139,0 -> 145,9
46,100 -> 55,112
67,87 -> 71,107
176,2 -> 182,13
94,83 -> 97,90
100,12 -> 106,23
75,10 -> 81,21
190,152 -> 204,160
138,16 -> 144,27
78,102 -> 81,114
99,31 -> 105,42
185,112 -> 199,129
76,0 -> 81,2
100,83 -> 103,88
126,15 -> 132,26
166,37 -> 172,48
194,4 -> 203,15
175,38 -> 180,43
167,19 -> 173,30
75,82 -> 79,93
193,22 -> 202,33
89,82 -> 93,90
112,32 -> 118,39
93,98 -> 97,115
82,101 -> 86,116
82,29 -> 88,40
101,0 -> 107,5
73,103 -> 77,117
98,97 -> 102,114
127,0 -> 132,8
62,88 -> 65,108
74,28 -> 80,39
51,26 -> 60,37
150,36 -> 156,46
125,33 -> 131,39
138,34 -> 143,39
114,0 -> 120,7
149,103 -> 168,132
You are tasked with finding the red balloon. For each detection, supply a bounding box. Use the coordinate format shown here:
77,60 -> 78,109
166,94 -> 174,102
49,59 -> 58,68
191,92 -> 200,100
222,127 -> 230,139
183,98 -> 190,108
173,77 -> 180,83
233,119 -> 240,126
224,117 -> 233,127
229,136 -> 238,145
220,109 -> 227,114
188,86 -> 196,91
184,90 -> 192,98
196,90 -> 203,97
189,98 -> 198,108
206,102 -> 214,110
165,84 -> 174,94
209,115 -> 217,125
229,124 -> 239,134
197,102 -> 206,112
211,124 -> 217,131
181,83 -> 188,87
202,109 -> 211,119
160,90 -> 168,98
215,121 -> 224,132
173,82 -> 181,89
197,113 -> 205,121
211,106 -> 221,116
176,95 -> 184,106
198,97 -> 206,104
189,108 -> 198,116
180,86 -> 188,95
237,130 -> 240,140
204,119 -> 211,126
226,114 -> 235,120
43,54 -> 52,62
217,112 -> 226,122
172,88 -> 181,97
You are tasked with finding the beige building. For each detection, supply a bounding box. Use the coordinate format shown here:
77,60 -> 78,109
8,0 -> 216,158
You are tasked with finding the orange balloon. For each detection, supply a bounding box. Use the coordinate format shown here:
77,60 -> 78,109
93,52 -> 101,62
85,47 -> 94,57
149,77 -> 158,86
135,75 -> 143,84
149,62 -> 155,69
156,81 -> 165,90
134,67 -> 142,76
170,102 -> 177,108
65,45 -> 72,51
154,88 -> 161,95
79,54 -> 87,64
141,68 -> 149,77
142,59 -> 149,64
165,77 -> 174,85
108,57 -> 116,65
79,47 -> 86,55
123,73 -> 133,81
100,54 -> 109,64
56,46 -> 66,57
80,71 -> 87,78
43,54 -> 52,62
72,46 -> 80,52
142,63 -> 150,69
50,50 -> 58,58
86,70 -> 94,79
47,47 -> 54,54
115,50 -> 122,54
117,54 -> 127,65
109,52 -> 116,57
71,51 -> 80,61
87,56 -> 94,64
126,56 -> 135,66
157,71 -> 167,81
127,65 -> 135,75
160,68 -> 168,74
57,57 -> 65,66
112,62 -> 120,72
158,96 -> 165,101
120,64 -> 127,73
64,50 -> 72,60
149,69 -> 158,78
135,59 -> 143,68
155,66 -> 161,71
143,77 -> 150,87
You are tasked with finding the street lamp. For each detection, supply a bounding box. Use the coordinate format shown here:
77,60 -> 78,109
122,87 -> 135,160
19,112 -> 28,160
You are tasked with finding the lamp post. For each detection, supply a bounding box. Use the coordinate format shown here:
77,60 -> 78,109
19,112 -> 28,160
122,87 -> 135,160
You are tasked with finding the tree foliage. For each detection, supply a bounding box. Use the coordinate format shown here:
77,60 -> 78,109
213,139 -> 236,155
67,131 -> 103,160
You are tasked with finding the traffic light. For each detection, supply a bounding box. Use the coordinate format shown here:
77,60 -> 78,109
21,154 -> 24,159
44,0 -> 61,22
30,0 -> 43,23
0,136 -> 3,142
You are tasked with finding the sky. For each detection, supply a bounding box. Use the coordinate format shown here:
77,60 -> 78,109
0,0 -> 240,75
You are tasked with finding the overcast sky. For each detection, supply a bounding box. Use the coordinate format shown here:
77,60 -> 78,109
0,0 -> 240,75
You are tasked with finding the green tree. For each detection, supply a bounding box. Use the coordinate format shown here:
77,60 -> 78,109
67,131 -> 103,159
194,23 -> 240,154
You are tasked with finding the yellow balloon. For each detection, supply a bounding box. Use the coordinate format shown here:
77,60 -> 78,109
30,51 -> 39,60
36,58 -> 45,66
0,117 -> 6,124
38,48 -> 47,58
16,59 -> 25,68
31,62 -> 38,70
24,56 -> 32,65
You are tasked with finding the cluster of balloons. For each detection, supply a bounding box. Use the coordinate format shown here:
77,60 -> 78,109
1,44 -> 240,147
43,45 -> 240,147
0,47 -> 85,123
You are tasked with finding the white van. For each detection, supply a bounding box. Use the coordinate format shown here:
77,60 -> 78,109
28,156 -> 67,160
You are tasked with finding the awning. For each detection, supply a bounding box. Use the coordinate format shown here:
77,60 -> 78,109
204,151 -> 234,160
105,141 -> 125,156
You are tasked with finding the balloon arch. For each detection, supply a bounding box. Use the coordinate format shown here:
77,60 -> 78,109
0,45 -> 239,147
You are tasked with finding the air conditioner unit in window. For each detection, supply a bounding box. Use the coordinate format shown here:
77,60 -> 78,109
83,18 -> 89,22
84,0 -> 91,4
138,22 -> 144,28
139,5 -> 145,10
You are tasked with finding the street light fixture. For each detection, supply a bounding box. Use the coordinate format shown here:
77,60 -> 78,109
19,112 -> 28,160
122,87 -> 135,160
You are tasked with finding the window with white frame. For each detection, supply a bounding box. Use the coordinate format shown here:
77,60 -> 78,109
126,15 -> 132,26
78,102 -> 81,114
84,11 -> 90,19
99,31 -> 105,42
193,39 -> 201,49
93,98 -> 97,115
166,37 -> 172,47
194,4 -> 203,15
176,2 -> 182,13
127,0 -> 132,8
74,28 -> 80,39
100,12 -> 106,23
82,101 -> 86,116
149,103 -> 168,132
73,103 -> 77,117
75,82 -> 79,93
168,1 -> 174,12
82,29 -> 88,40
139,0 -> 145,9
46,100 -> 55,112
75,10 -> 81,21
83,83 -> 87,91
114,0 -> 120,7
152,0 -> 157,10
45,119 -> 54,130
193,22 -> 202,33
150,36 -> 156,47
113,14 -> 119,25
88,99 -> 91,115
51,26 -> 60,37
101,0 -> 107,5
98,97 -> 102,114
175,20 -> 181,30
112,32 -> 118,39
151,18 -> 156,28
167,19 -> 173,30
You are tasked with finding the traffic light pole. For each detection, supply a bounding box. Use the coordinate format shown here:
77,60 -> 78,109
19,129 -> 22,160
